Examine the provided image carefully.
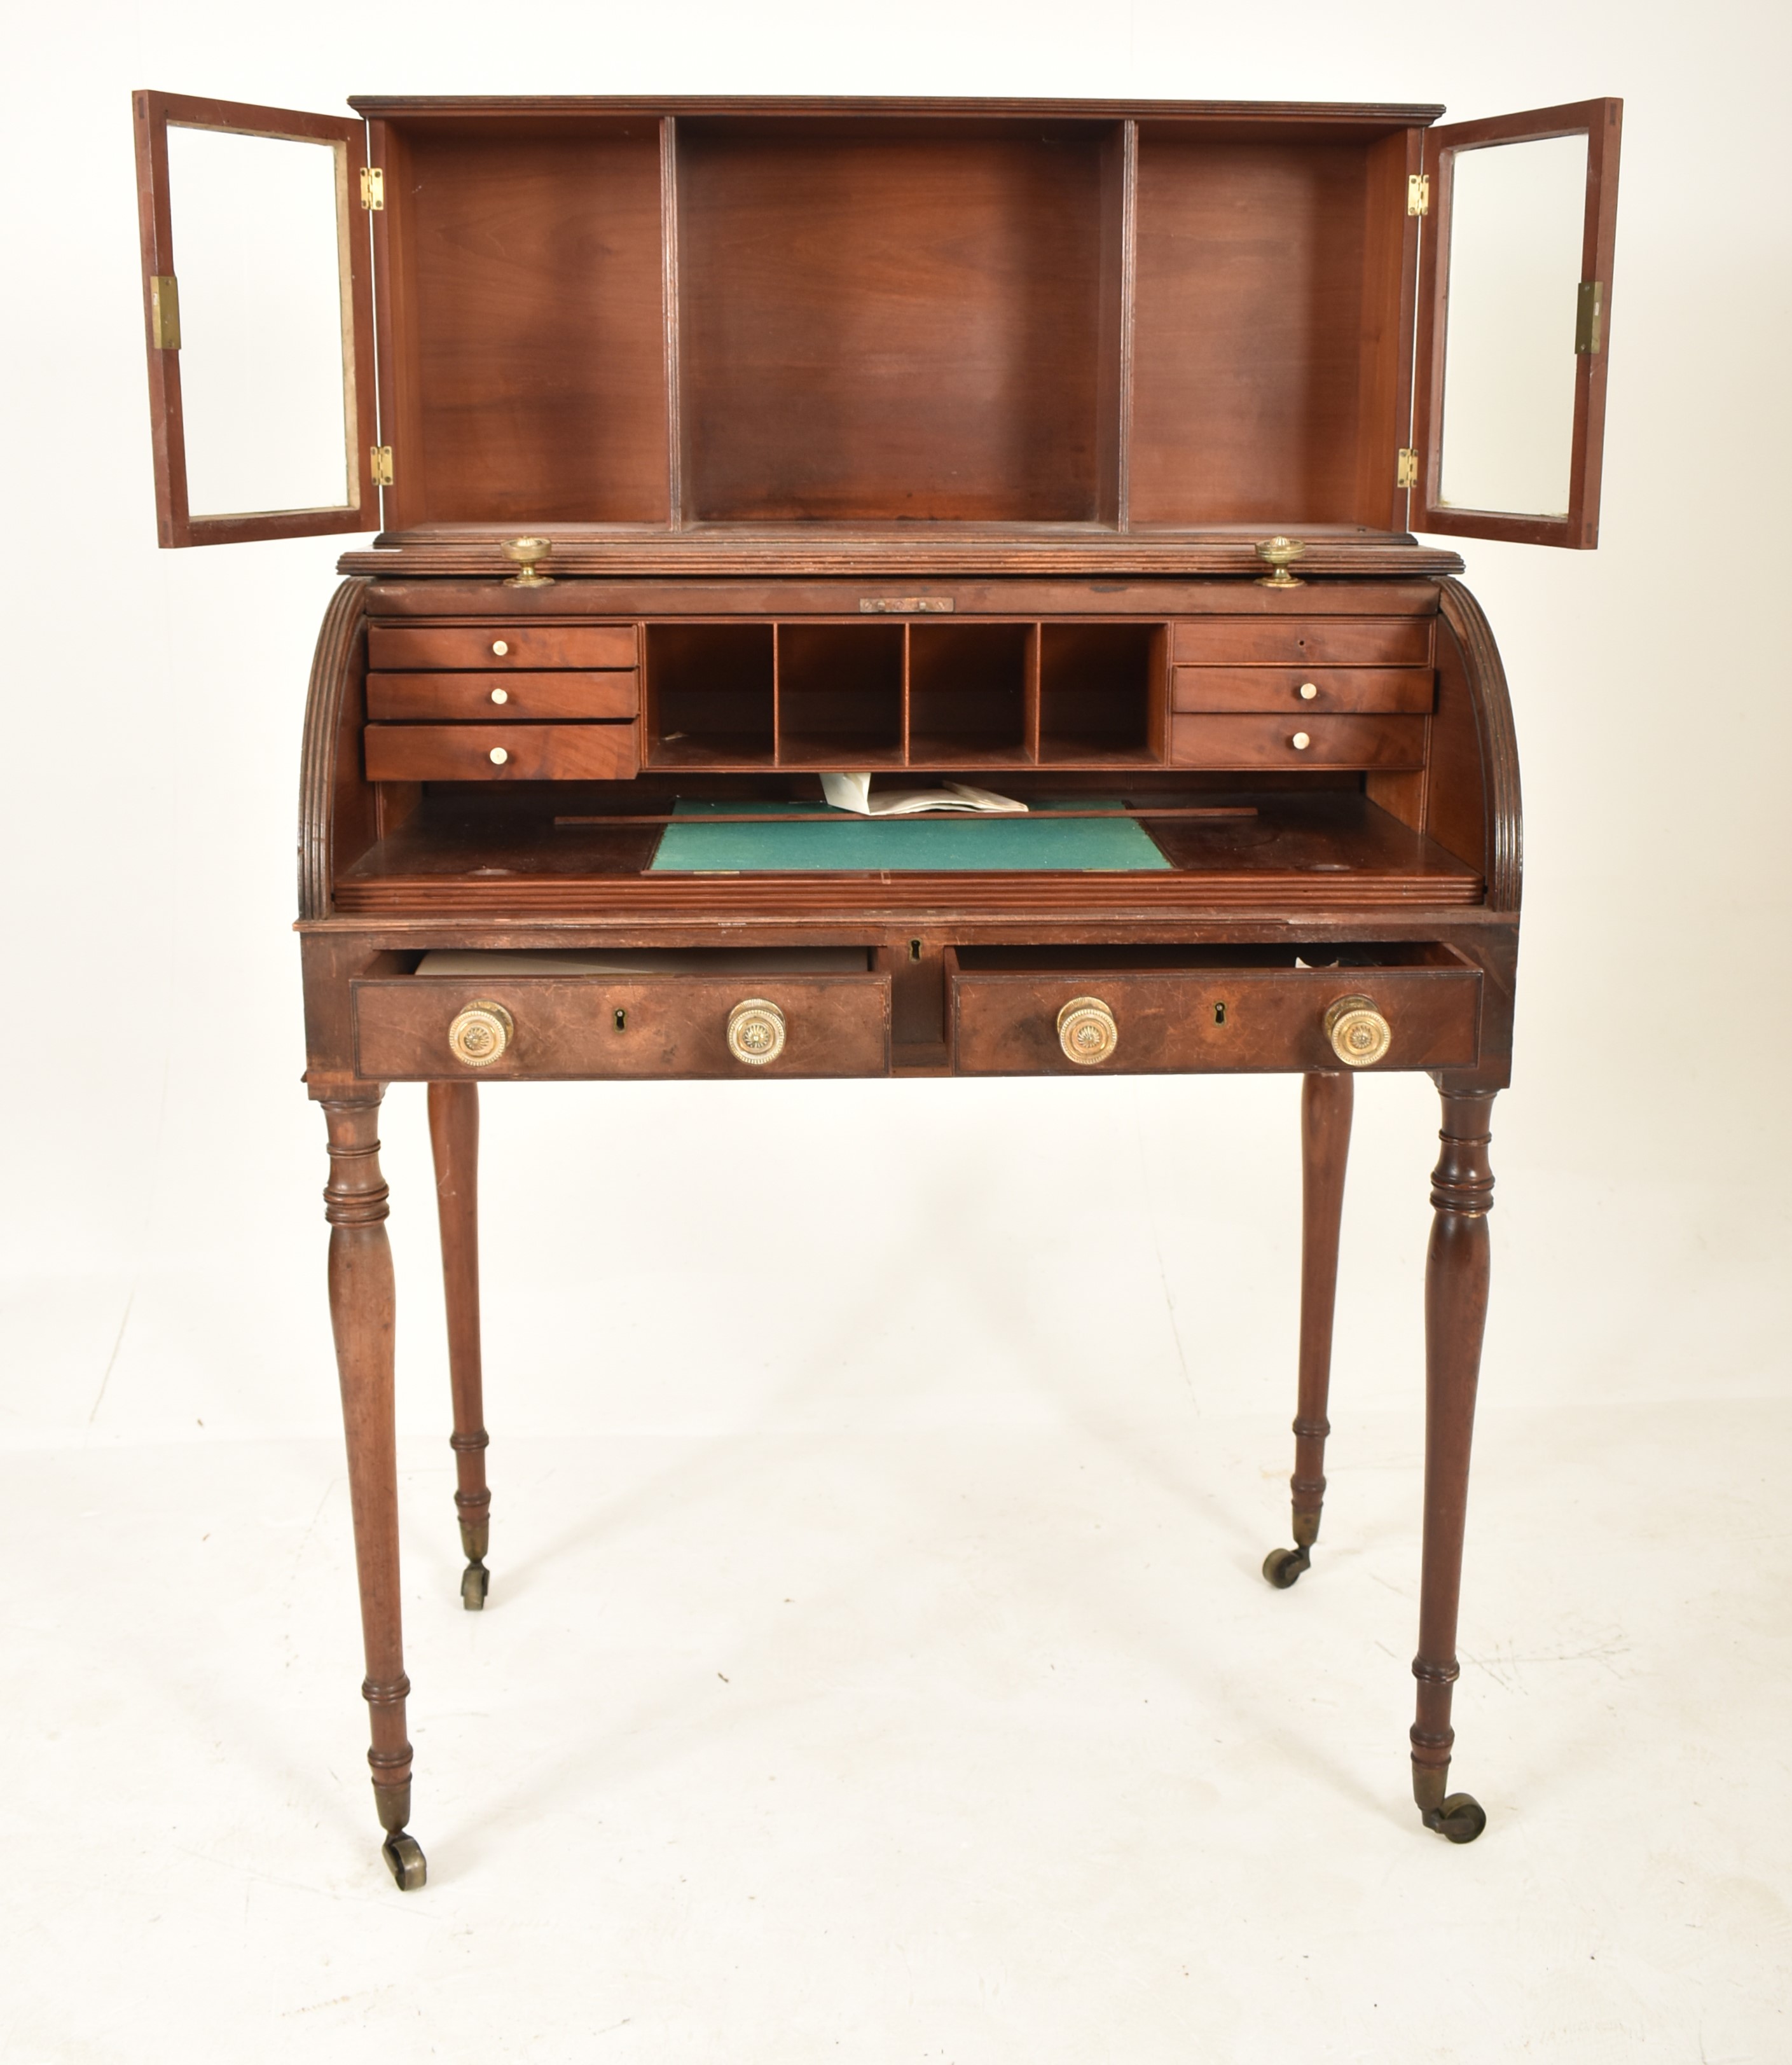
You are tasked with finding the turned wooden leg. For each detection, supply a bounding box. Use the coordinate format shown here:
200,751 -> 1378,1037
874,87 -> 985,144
322,1089 -> 425,1891
1264,1070 -> 1354,1589
1410,1087 -> 1496,1845
429,1082 -> 492,1611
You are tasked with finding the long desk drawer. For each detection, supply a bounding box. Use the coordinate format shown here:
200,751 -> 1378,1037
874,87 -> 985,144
366,624 -> 638,672
949,950 -> 1481,1075
1170,619 -> 1433,667
1171,666 -> 1435,715
354,970 -> 892,1079
364,722 -> 638,782
368,671 -> 640,721
1169,714 -> 1427,770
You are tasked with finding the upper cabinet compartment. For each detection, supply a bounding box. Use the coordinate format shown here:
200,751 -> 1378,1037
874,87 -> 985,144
1413,99 -> 1622,549
133,92 -> 376,547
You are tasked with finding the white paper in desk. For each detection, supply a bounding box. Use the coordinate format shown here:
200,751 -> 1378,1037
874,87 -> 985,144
820,773 -> 1027,816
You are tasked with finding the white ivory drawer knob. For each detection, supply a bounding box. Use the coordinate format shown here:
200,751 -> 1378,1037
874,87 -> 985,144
1299,682 -> 1319,700
488,747 -> 509,765
1290,731 -> 1311,750
490,639 -> 509,656
490,687 -> 509,705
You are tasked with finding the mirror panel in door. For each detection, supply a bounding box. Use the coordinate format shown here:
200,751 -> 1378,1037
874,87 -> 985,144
167,126 -> 355,519
133,92 -> 377,546
1413,98 -> 1621,550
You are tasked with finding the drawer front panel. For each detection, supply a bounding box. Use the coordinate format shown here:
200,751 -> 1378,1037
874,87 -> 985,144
354,975 -> 892,1080
953,967 -> 1480,1075
1169,714 -> 1427,770
367,624 -> 638,672
368,671 -> 640,721
1171,666 -> 1435,715
364,722 -> 638,782
1170,619 -> 1433,667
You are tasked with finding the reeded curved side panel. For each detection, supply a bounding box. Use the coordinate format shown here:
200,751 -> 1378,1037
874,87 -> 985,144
1435,579 -> 1521,915
299,577 -> 372,919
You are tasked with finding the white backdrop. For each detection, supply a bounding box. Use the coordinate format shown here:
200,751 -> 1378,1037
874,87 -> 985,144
3,0 -> 1788,1459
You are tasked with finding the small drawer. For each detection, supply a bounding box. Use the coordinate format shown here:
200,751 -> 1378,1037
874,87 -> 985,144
1171,666 -> 1435,715
354,971 -> 892,1081
364,722 -> 638,782
366,623 -> 638,672
1169,618 -> 1433,667
949,950 -> 1481,1076
1169,714 -> 1426,770
367,671 -> 640,722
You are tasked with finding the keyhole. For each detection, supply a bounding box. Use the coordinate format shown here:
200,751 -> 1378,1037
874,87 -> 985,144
613,1008 -> 627,1031
1214,1001 -> 1227,1026
909,939 -> 923,961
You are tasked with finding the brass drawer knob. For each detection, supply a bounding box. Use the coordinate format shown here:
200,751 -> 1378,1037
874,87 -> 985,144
1058,995 -> 1119,1065
488,746 -> 509,765
1290,731 -> 1311,750
448,998 -> 514,1068
726,997 -> 786,1066
1298,682 -> 1319,700
1324,994 -> 1391,1068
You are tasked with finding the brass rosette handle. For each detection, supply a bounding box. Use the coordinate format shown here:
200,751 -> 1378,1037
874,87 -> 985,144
726,997 -> 787,1067
1324,993 -> 1392,1068
1058,995 -> 1119,1066
448,998 -> 515,1068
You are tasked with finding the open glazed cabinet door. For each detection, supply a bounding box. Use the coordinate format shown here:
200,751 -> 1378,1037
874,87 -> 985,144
1412,97 -> 1621,548
134,92 -> 378,547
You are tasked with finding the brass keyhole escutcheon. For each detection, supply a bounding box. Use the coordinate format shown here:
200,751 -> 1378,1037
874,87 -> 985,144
1058,996 -> 1119,1066
1323,993 -> 1392,1068
613,1007 -> 627,1031
726,997 -> 787,1067
448,998 -> 514,1068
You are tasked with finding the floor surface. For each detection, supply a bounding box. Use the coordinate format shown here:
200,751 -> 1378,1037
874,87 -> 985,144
4,1400 -> 1787,2062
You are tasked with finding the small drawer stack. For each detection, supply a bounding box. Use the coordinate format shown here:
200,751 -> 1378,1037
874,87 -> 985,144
364,623 -> 640,782
1168,618 -> 1434,771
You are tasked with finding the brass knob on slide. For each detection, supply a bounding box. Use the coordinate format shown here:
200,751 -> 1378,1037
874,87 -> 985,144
1058,996 -> 1119,1066
448,999 -> 514,1068
502,535 -> 554,588
1324,994 -> 1391,1068
726,997 -> 786,1067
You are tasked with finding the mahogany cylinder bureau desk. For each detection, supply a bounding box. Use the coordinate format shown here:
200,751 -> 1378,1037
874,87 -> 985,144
132,91 -> 1621,1889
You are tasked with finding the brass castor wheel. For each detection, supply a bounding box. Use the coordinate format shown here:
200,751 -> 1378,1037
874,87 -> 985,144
1422,1793 -> 1487,1844
382,1830 -> 428,1890
461,1561 -> 489,1610
1262,1545 -> 1311,1589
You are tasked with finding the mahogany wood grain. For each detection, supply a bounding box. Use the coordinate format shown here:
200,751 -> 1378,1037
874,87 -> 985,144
677,119 -> 1108,523
948,954 -> 1480,1075
300,579 -> 374,921
1169,714 -> 1427,770
364,723 -> 638,783
1291,1071 -> 1353,1548
355,972 -> 892,1079
378,116 -> 670,527
319,1089 -> 415,1842
1171,666 -> 1435,714
1170,618 -> 1433,666
1410,1088 -> 1496,1816
427,1082 -> 491,1573
368,671 -> 640,721
368,624 -> 638,670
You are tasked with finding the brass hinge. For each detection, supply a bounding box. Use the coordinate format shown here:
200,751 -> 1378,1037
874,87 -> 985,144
1575,280 -> 1604,354
1407,173 -> 1430,216
371,446 -> 394,488
149,275 -> 181,350
1396,448 -> 1420,490
360,167 -> 384,211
